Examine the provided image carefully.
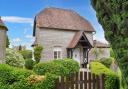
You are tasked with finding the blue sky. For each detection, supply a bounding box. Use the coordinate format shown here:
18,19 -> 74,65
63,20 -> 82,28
0,0 -> 107,49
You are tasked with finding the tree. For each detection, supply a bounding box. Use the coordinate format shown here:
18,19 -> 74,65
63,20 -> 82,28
6,35 -> 10,48
19,50 -> 32,60
91,0 -> 128,88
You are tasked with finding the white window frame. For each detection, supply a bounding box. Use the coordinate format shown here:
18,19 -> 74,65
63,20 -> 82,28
53,47 -> 62,59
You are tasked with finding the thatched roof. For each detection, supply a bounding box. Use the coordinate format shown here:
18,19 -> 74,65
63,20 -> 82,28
0,17 -> 8,30
93,40 -> 110,48
33,7 -> 95,36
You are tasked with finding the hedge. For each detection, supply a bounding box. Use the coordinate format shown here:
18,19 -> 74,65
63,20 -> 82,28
0,64 -> 58,89
90,62 -> 120,89
0,64 -> 34,86
93,57 -> 114,68
33,58 -> 80,76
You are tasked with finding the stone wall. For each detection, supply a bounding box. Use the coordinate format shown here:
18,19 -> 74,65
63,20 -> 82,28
0,29 -> 6,63
36,27 -> 76,62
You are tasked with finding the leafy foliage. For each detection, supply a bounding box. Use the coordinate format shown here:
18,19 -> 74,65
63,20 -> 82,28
34,45 -> 43,63
0,64 -> 34,85
90,62 -> 120,89
0,64 -> 57,89
19,50 -> 32,59
95,57 -> 114,68
25,59 -> 35,70
33,58 -> 80,76
5,48 -> 25,68
91,0 -> 128,88
109,48 -> 115,58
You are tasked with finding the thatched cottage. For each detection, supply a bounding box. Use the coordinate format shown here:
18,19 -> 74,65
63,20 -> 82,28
33,7 -> 96,67
0,17 -> 7,63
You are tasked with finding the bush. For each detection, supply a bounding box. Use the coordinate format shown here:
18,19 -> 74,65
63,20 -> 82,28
33,59 -> 80,76
25,59 -> 35,70
35,73 -> 58,89
94,57 -> 114,68
19,50 -> 32,59
5,48 -> 25,68
53,58 -> 80,74
34,45 -> 43,63
11,73 -> 57,89
0,64 -> 34,85
90,62 -> 120,89
33,61 -> 68,76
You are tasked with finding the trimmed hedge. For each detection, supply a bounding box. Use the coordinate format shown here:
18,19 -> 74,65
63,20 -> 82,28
33,58 -> 80,76
0,64 -> 34,85
0,64 -> 58,89
90,62 -> 120,89
94,57 -> 114,68
10,73 -> 58,89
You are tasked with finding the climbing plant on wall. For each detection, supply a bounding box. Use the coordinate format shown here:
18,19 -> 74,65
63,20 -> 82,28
91,0 -> 128,88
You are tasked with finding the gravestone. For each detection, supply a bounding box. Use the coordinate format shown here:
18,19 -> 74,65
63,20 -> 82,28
0,17 -> 7,63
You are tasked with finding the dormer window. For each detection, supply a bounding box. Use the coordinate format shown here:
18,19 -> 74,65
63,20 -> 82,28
53,47 -> 62,59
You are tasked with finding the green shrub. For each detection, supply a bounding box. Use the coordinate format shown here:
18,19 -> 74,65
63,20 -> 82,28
33,59 -> 79,76
33,61 -> 68,76
19,50 -> 32,59
5,48 -> 25,68
25,59 -> 35,70
10,73 -> 57,89
94,57 -> 114,68
10,79 -> 35,89
34,45 -> 43,63
36,73 -> 58,89
90,62 -> 120,89
0,64 -> 34,85
0,84 -> 10,89
53,58 -> 80,74
105,74 -> 120,89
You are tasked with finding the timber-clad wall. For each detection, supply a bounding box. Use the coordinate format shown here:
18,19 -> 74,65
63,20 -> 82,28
36,27 -> 76,62
0,29 -> 6,63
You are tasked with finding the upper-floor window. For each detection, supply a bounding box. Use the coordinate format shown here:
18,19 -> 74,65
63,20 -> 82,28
53,47 -> 62,59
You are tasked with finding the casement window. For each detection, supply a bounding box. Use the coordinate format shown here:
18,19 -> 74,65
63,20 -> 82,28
53,47 -> 62,59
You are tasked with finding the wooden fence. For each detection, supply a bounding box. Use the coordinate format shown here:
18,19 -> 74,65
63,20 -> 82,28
55,71 -> 105,89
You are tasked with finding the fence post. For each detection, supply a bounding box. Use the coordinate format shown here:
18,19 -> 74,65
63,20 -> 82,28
101,74 -> 105,89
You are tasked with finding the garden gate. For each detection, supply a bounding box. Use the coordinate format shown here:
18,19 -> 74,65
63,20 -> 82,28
55,71 -> 105,89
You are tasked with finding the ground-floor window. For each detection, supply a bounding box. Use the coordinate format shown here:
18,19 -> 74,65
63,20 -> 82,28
53,47 -> 62,59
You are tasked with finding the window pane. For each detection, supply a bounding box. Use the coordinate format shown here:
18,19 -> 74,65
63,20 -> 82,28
54,51 -> 57,59
58,51 -> 61,58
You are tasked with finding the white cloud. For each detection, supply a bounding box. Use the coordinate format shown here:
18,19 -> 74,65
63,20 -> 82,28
25,35 -> 33,39
12,38 -> 21,43
1,16 -> 33,23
